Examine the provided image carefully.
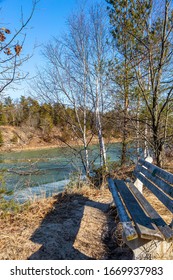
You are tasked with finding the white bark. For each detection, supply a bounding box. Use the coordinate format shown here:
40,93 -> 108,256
96,76 -> 107,167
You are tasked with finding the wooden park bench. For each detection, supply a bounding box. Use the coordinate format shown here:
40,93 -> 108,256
107,158 -> 173,259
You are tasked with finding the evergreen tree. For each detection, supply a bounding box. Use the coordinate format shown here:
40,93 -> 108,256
0,130 -> 3,146
107,0 -> 173,166
0,103 -> 7,125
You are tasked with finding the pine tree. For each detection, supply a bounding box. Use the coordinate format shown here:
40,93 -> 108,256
107,0 -> 173,166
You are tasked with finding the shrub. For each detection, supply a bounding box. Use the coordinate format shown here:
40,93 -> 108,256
0,130 -> 3,146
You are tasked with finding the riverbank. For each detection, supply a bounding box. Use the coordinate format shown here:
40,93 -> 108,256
0,125 -> 121,152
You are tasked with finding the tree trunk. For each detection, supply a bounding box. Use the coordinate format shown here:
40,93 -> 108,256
96,77 -> 107,167
121,58 -> 129,166
153,124 -> 163,168
83,72 -> 90,176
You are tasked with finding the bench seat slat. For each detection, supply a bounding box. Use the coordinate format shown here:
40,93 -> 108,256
139,158 -> 173,185
114,179 -> 164,240
107,178 -> 138,241
128,182 -> 173,241
136,164 -> 173,198
134,170 -> 173,213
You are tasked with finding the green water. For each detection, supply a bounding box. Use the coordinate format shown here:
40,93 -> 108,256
0,143 -> 123,202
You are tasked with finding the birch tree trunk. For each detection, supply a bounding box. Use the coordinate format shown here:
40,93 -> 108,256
95,76 -> 107,167
83,62 -> 90,176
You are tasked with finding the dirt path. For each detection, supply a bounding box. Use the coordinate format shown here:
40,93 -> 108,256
0,187 -> 132,260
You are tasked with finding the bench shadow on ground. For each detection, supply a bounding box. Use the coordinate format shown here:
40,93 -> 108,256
28,192 -> 108,260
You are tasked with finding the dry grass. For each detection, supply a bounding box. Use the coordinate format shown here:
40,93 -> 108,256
0,197 -> 57,260
143,188 -> 173,224
1,185 -> 128,260
110,164 -> 135,180
66,183 -> 113,204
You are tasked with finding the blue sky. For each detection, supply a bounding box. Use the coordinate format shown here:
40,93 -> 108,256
0,0 -> 99,100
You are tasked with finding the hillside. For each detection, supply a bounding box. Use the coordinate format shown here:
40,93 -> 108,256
0,125 -> 66,151
0,125 -> 121,152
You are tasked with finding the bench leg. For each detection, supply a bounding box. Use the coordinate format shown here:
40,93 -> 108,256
124,236 -> 173,260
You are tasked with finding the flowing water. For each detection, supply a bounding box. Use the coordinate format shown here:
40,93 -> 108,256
0,143 -> 125,202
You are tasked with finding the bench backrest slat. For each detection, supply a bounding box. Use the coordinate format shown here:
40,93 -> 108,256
134,170 -> 173,213
136,164 -> 173,198
139,158 -> 173,185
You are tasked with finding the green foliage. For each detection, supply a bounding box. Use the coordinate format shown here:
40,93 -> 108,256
0,173 -> 12,198
0,103 -> 7,125
0,173 -> 28,214
0,197 -> 20,213
0,196 -> 30,215
107,0 -> 173,166
0,130 -> 3,146
65,171 -> 84,190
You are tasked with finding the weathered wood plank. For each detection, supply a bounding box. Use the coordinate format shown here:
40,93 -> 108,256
137,164 -> 173,198
107,178 -> 138,241
134,170 -> 173,213
128,182 -> 173,241
107,178 -> 130,223
139,158 -> 173,185
114,180 -> 164,240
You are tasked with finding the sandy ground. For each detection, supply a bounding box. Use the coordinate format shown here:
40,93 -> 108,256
0,187 -> 133,260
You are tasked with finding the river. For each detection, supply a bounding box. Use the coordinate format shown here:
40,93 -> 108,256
0,143 -> 126,202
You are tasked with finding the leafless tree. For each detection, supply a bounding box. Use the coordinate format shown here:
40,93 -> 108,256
88,4 -> 111,167
0,0 -> 39,95
31,2 -> 113,174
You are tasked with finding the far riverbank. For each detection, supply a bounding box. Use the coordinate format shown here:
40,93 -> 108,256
0,125 -> 122,152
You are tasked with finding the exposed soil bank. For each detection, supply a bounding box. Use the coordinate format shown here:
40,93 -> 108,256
0,125 -> 121,152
